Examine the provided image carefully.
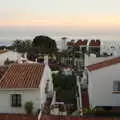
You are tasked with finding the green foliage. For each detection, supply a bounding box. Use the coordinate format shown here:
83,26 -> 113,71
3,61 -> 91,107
52,72 -> 76,90
10,35 -> 58,61
83,108 -> 93,114
52,73 -> 61,88
11,39 -> 32,53
57,89 -> 76,104
32,35 -> 57,51
24,101 -> 34,114
52,72 -> 77,105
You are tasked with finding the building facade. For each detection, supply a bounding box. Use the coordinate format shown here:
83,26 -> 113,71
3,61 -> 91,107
87,57 -> 120,109
0,63 -> 53,114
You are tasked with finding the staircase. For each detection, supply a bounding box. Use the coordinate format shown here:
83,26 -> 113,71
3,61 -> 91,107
42,97 -> 52,115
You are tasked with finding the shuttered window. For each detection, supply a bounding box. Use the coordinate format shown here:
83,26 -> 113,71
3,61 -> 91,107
11,94 -> 21,107
113,81 -> 120,91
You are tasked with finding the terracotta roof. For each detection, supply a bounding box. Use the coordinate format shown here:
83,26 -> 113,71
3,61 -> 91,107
89,40 -> 100,46
67,41 -> 74,46
87,56 -> 120,71
0,66 -> 8,79
67,40 -> 88,47
75,39 -> 88,46
0,63 -> 45,88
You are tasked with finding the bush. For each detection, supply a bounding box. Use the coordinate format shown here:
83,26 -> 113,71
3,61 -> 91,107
83,108 -> 93,115
24,101 -> 33,114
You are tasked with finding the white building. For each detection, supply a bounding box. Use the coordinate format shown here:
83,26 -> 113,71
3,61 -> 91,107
0,51 -> 22,65
0,62 -> 53,114
87,56 -> 120,109
101,40 -> 120,56
84,53 -> 115,67
81,54 -> 114,89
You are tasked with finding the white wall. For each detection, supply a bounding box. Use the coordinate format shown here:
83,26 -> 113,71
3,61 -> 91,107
0,89 -> 40,114
101,40 -> 120,55
39,64 -> 53,109
0,64 -> 53,114
85,54 -> 114,67
88,63 -> 120,108
0,51 -> 22,65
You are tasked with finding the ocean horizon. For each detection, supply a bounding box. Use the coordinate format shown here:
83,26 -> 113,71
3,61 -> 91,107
0,26 -> 120,47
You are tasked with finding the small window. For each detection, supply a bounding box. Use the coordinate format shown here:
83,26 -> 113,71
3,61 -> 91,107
11,94 -> 21,107
113,81 -> 120,91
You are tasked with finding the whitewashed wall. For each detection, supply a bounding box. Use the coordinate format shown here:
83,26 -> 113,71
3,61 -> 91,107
39,64 -> 53,109
101,40 -> 120,56
0,89 -> 40,114
0,51 -> 22,65
0,64 -> 53,114
85,54 -> 114,67
88,63 -> 120,108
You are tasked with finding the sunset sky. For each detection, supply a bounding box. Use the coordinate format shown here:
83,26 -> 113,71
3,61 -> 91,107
0,0 -> 120,28
0,0 -> 120,41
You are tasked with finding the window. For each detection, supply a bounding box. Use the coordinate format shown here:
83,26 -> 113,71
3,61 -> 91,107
11,94 -> 21,107
113,81 -> 120,91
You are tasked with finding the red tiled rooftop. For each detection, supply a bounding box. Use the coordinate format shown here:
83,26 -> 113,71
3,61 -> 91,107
0,63 -> 45,88
75,40 -> 88,46
67,40 -> 88,47
87,56 -> 120,71
89,40 -> 100,46
0,66 -> 8,79
40,115 -> 120,120
67,41 -> 74,46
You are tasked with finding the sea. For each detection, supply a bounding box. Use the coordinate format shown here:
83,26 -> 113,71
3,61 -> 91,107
0,26 -> 120,49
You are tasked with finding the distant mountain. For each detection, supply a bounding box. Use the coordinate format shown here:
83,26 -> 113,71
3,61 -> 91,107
0,41 -> 12,47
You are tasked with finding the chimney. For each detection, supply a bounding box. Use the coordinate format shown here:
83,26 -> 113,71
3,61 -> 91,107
44,55 -> 48,65
24,52 -> 27,59
35,58 -> 38,63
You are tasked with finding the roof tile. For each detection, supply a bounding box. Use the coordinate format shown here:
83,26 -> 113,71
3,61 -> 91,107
87,56 -> 120,71
0,63 -> 45,88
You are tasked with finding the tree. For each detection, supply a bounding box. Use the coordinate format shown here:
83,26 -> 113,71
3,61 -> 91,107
52,72 -> 76,90
10,35 -> 58,61
32,35 -> 57,52
12,40 -> 23,51
23,40 -> 32,51
26,35 -> 58,61
11,39 -> 32,53
52,72 -> 77,105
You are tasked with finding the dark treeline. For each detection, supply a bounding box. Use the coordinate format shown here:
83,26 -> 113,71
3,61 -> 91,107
6,35 -> 58,61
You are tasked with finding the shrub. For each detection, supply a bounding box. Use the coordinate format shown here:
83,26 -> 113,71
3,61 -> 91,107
24,101 -> 33,114
83,108 -> 93,115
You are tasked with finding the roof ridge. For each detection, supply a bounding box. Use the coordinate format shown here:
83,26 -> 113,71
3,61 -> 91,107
87,56 -> 120,71
12,63 -> 44,65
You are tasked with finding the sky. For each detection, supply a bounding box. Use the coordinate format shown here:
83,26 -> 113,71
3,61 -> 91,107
0,0 -> 120,41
